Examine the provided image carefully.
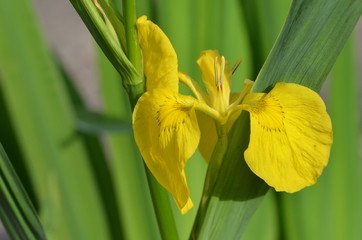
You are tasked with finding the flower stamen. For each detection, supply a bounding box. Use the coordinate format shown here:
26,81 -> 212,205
220,56 -> 225,90
214,56 -> 226,91
214,56 -> 219,89
231,58 -> 242,75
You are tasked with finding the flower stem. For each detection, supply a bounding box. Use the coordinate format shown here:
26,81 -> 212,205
145,169 -> 180,240
122,1 -> 179,239
122,0 -> 141,73
122,0 -> 144,105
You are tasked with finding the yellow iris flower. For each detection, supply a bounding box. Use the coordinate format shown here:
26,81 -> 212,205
133,16 -> 333,214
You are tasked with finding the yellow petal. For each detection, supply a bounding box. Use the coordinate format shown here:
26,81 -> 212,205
197,111 -> 218,163
133,88 -> 200,213
136,16 -> 178,91
197,50 -> 232,109
243,82 -> 333,192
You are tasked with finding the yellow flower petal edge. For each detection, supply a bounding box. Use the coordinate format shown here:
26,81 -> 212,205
136,16 -> 179,91
133,88 -> 200,213
243,82 -> 333,192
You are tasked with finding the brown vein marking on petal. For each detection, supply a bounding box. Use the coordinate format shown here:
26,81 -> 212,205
248,94 -> 285,132
155,94 -> 192,148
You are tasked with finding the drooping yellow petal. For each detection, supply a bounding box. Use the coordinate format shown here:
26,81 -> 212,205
243,82 -> 333,192
133,88 -> 200,213
197,50 -> 232,111
136,16 -> 178,91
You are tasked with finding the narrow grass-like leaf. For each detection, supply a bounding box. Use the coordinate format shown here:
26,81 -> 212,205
193,0 -> 361,239
0,88 -> 37,209
0,0 -> 111,239
0,143 -> 46,240
70,0 -> 134,78
70,0 -> 144,103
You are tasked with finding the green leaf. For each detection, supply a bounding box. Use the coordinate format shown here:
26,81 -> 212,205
0,143 -> 46,240
241,191 -> 279,240
76,109 -> 132,134
253,0 -> 362,92
70,0 -> 144,103
0,0 -> 112,239
240,0 -> 292,77
192,0 -> 362,239
0,85 -> 38,210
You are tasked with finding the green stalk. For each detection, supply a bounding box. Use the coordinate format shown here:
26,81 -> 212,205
122,0 -> 144,106
122,1 -> 179,239
145,170 -> 179,240
123,0 -> 141,72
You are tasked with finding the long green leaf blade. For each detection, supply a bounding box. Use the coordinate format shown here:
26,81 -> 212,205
0,0 -> 111,239
254,0 -> 362,92
0,143 -> 46,240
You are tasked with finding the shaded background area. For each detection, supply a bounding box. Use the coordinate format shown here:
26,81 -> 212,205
0,0 -> 361,239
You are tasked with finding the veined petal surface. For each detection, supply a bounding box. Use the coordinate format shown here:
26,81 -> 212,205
136,16 -> 178,91
243,82 -> 333,192
133,89 -> 200,213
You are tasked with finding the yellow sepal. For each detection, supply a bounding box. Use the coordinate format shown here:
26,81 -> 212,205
243,82 -> 333,192
133,88 -> 200,213
136,16 -> 179,91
